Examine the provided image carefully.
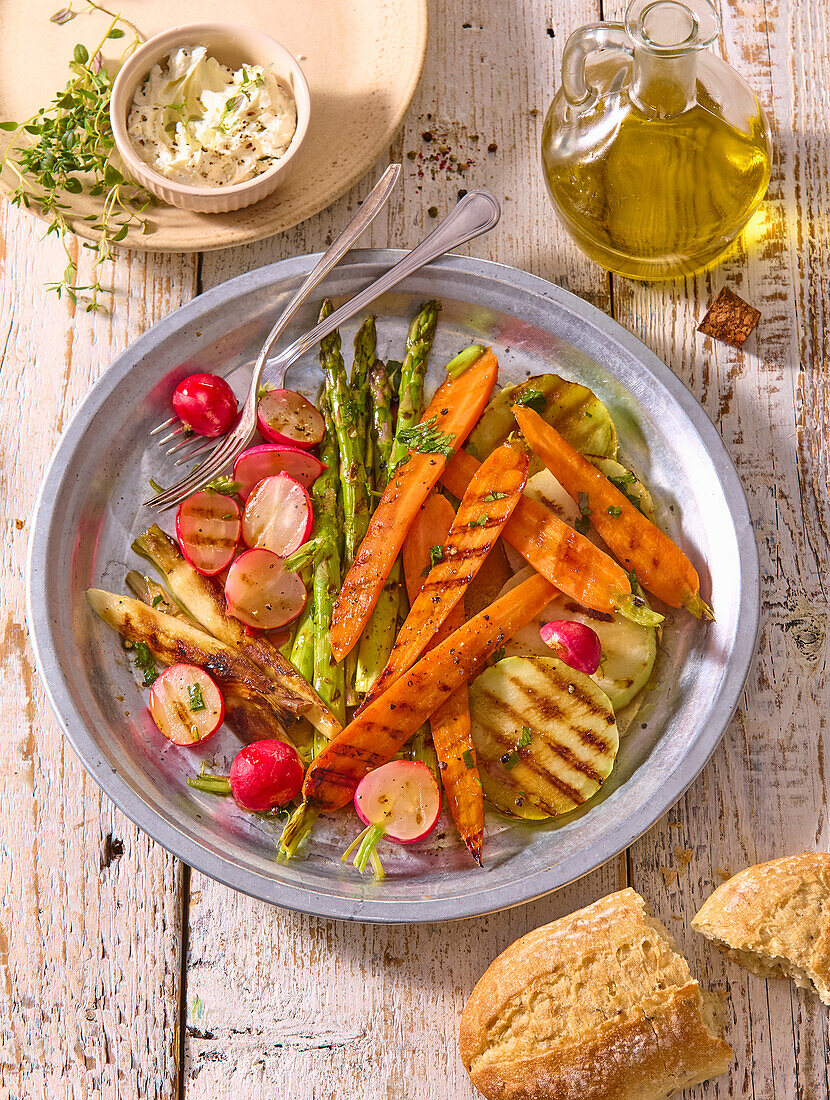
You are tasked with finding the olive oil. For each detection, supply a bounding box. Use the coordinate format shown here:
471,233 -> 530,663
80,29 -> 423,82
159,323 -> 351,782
540,0 -> 772,280
542,98 -> 771,280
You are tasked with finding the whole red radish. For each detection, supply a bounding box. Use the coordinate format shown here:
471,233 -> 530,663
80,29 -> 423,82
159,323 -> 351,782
225,547 -> 307,630
539,620 -> 602,675
257,388 -> 325,449
172,373 -> 238,437
241,473 -> 312,556
230,739 -> 304,811
176,491 -> 241,576
149,664 -> 224,745
233,443 -> 326,500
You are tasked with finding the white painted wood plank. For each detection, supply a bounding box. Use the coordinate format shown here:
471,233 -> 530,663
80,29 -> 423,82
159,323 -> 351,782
0,208 -> 197,1098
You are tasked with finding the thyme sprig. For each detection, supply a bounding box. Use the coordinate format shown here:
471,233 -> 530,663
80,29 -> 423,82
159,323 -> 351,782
0,3 -> 152,311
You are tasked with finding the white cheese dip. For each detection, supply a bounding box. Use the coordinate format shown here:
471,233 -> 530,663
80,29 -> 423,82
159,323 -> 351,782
127,46 -> 297,188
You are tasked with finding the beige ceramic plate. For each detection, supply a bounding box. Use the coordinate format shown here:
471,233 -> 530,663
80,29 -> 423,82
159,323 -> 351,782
0,0 -> 427,250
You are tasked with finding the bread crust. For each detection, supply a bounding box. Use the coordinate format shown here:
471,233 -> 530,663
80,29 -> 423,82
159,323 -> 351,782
459,888 -> 732,1100
693,852 -> 830,1004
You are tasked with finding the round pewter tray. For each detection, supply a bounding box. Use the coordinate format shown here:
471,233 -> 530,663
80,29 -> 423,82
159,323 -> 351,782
26,252 -> 759,923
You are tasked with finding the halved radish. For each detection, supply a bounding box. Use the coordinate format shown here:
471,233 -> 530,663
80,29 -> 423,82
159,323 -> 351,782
149,664 -> 224,746
354,760 -> 441,843
224,548 -> 307,630
257,388 -> 325,449
176,491 -> 241,576
229,739 -> 304,811
241,473 -> 312,557
233,444 -> 326,501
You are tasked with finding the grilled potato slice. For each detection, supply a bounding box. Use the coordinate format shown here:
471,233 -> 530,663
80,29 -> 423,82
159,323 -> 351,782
466,374 -> 617,462
470,656 -> 618,819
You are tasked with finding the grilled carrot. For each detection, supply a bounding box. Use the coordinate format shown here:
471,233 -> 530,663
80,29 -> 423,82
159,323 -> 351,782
359,439 -> 528,709
440,448 -> 644,619
402,493 -> 484,865
329,348 -> 500,661
513,406 -> 713,618
303,572 -> 557,811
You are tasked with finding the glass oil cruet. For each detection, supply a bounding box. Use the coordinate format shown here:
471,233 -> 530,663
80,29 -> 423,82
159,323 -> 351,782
541,0 -> 772,280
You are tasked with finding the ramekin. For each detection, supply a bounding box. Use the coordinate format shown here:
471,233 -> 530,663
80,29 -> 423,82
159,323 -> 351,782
110,23 -> 311,214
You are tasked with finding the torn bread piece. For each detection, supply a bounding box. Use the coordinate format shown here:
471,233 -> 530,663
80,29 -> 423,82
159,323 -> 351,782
459,888 -> 732,1100
693,852 -> 830,1005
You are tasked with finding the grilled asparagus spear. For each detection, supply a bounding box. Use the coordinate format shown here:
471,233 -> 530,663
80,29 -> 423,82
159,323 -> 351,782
132,525 -> 341,740
354,361 -> 399,693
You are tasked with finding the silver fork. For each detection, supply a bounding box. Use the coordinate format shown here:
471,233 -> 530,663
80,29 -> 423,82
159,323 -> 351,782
149,163 -> 402,462
146,188 -> 501,510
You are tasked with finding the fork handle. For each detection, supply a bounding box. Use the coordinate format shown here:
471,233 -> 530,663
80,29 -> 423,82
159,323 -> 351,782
268,190 -> 501,378
248,162 -> 402,394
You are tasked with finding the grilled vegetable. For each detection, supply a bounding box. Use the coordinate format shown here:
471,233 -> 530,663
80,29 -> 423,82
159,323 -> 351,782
149,664 -> 224,745
241,473 -> 313,557
132,525 -> 341,739
302,572 -> 557,812
87,589 -> 297,729
440,449 -> 659,624
233,443 -> 326,499
125,570 -> 303,752
330,347 -> 500,662
514,406 -> 713,619
354,360 -> 398,694
469,656 -> 619,818
498,568 -> 658,711
230,740 -> 304,811
176,491 -> 241,576
256,389 -> 325,449
225,548 -> 308,631
402,492 -> 484,865
361,439 -> 528,709
588,456 -> 656,523
466,373 -> 617,462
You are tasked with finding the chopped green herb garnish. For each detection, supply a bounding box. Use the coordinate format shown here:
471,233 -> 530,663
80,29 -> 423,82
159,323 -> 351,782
513,388 -> 546,413
148,477 -> 165,494
151,593 -> 163,608
609,472 -> 636,488
187,682 -> 206,712
575,491 -> 592,535
445,344 -> 485,379
482,490 -> 508,502
518,726 -> 533,747
501,751 -> 520,770
468,514 -> 489,528
607,505 -> 622,517
133,641 -> 158,685
429,544 -> 445,568
628,569 -> 639,589
492,647 -> 506,662
203,476 -> 241,495
397,416 -> 455,458
462,749 -> 475,769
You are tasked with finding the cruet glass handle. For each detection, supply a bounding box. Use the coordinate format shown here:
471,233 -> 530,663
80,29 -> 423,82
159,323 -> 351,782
561,22 -> 633,106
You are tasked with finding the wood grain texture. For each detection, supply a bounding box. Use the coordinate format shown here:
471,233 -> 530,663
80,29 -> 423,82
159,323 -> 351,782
2,0 -> 828,1097
0,211 -> 197,1097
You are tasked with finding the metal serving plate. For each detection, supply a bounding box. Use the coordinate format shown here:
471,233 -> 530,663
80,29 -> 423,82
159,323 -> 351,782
26,251 -> 759,923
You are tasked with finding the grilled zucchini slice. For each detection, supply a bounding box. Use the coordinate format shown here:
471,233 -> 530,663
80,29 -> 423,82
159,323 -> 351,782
466,374 -> 618,462
470,656 -> 618,819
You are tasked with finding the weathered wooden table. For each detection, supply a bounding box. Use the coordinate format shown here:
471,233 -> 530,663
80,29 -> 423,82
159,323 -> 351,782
2,0 -> 828,1096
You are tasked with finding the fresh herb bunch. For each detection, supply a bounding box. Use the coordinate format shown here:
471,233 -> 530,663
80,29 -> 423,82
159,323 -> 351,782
0,3 -> 152,311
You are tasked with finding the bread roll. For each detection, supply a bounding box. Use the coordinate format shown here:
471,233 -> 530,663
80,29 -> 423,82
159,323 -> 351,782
693,851 -> 830,1004
459,888 -> 731,1100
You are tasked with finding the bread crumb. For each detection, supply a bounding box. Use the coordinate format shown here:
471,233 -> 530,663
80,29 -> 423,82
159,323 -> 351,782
715,866 -> 731,881
668,820 -> 684,829
661,867 -> 679,886
674,847 -> 694,870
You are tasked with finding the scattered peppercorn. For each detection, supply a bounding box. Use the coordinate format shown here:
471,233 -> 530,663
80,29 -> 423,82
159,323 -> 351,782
488,141 -> 498,152
427,205 -> 438,217
422,130 -> 433,142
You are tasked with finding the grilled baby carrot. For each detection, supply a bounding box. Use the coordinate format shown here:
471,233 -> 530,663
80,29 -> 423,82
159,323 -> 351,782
329,348 -> 499,662
303,572 -> 557,811
359,439 -> 528,709
402,493 -> 484,866
440,448 -> 649,620
513,406 -> 713,618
